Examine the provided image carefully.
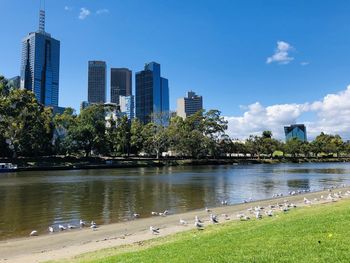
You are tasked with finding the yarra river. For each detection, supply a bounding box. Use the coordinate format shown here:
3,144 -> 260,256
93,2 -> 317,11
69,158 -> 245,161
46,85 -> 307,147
1,162 -> 350,240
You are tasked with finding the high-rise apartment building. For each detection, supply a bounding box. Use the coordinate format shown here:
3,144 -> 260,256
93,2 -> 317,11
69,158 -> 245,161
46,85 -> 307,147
20,10 -> 60,107
135,62 -> 169,124
88,61 -> 106,103
111,68 -> 132,105
119,95 -> 135,120
284,124 -> 307,142
177,91 -> 203,119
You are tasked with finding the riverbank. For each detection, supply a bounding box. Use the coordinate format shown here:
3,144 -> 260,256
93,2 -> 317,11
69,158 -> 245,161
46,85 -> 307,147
1,187 -> 349,263
2,156 -> 350,172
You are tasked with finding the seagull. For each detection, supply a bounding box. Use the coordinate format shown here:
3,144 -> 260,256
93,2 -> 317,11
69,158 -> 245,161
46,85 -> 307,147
30,230 -> 38,236
210,214 -> 219,224
48,226 -> 54,233
304,198 -> 312,205
255,211 -> 262,219
163,210 -> 170,215
195,216 -> 203,223
68,224 -> 77,229
265,210 -> 273,217
195,221 -> 204,230
150,226 -> 160,234
59,224 -> 66,231
90,223 -> 98,230
222,214 -> 230,220
179,219 -> 187,225
151,212 -> 159,216
205,207 -> 211,213
133,213 -> 140,218
80,220 -> 86,227
221,200 -> 228,206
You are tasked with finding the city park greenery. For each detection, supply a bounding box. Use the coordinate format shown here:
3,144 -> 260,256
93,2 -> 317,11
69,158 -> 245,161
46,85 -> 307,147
1,75 -> 349,159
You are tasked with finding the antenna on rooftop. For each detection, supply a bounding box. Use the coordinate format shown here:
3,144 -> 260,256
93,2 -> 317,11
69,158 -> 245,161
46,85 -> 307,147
38,0 -> 46,33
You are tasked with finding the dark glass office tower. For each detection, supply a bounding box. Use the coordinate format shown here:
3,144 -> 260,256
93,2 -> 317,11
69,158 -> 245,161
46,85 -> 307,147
88,61 -> 106,103
20,10 -> 60,106
135,62 -> 169,125
284,124 -> 307,142
110,68 -> 132,104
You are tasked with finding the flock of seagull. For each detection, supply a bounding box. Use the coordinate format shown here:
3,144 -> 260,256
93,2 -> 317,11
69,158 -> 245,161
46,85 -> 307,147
29,184 -> 350,238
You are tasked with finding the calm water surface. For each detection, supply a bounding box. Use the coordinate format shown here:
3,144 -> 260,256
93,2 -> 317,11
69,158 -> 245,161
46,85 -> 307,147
1,162 -> 350,240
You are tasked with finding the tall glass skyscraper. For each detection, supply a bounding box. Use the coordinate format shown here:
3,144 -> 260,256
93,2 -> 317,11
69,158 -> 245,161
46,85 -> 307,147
111,68 -> 132,105
135,62 -> 169,124
88,61 -> 107,103
20,10 -> 60,107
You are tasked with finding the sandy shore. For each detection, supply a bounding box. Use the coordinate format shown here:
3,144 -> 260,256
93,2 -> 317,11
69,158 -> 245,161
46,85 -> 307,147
1,187 -> 349,263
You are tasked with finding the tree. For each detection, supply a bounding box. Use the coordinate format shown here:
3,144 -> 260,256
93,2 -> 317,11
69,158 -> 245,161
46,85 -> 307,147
53,108 -> 76,155
68,104 -> 107,157
141,122 -> 169,159
284,138 -> 303,157
130,119 -> 144,156
107,115 -> 131,156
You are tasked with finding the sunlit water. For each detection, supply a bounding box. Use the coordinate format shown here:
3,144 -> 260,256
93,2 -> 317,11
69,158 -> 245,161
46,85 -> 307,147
1,162 -> 350,240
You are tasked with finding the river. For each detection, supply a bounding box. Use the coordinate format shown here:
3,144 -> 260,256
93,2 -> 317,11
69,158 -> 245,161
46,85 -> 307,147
0,162 -> 349,240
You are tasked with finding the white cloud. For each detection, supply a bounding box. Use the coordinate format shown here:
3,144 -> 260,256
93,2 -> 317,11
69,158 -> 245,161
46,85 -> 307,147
96,9 -> 109,15
79,7 -> 91,20
266,41 -> 294,65
300,61 -> 310,66
64,6 -> 73,11
225,85 -> 350,140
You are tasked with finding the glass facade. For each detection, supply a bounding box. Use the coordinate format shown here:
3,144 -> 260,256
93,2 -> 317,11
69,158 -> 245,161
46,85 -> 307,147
177,91 -> 203,119
135,62 -> 169,125
88,61 -> 107,103
284,124 -> 307,142
20,31 -> 60,107
119,95 -> 135,120
111,68 -> 132,105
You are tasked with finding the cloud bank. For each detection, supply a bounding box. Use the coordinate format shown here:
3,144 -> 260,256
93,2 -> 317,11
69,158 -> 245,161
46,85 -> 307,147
225,85 -> 350,140
266,41 -> 294,65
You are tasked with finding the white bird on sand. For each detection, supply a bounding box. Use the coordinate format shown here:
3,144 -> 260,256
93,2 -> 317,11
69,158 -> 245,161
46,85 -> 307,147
179,219 -> 187,225
210,214 -> 219,224
48,226 -> 54,233
221,200 -> 228,206
163,210 -> 170,215
68,224 -> 77,229
265,210 -> 273,217
59,224 -> 66,231
222,214 -> 230,220
133,213 -> 140,218
205,207 -> 211,213
150,226 -> 160,234
80,220 -> 86,227
30,230 -> 38,236
255,211 -> 262,219
304,197 -> 312,205
151,212 -> 159,216
195,216 -> 203,223
195,221 -> 204,230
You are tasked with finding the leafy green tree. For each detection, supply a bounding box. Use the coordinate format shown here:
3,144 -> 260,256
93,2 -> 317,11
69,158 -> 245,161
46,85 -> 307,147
107,115 -> 131,156
68,104 -> 107,157
130,119 -> 144,155
53,108 -> 76,155
284,137 -> 303,157
141,122 -> 169,158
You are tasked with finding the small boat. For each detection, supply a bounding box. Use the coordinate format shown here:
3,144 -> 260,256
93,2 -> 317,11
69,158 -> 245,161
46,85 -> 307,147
0,163 -> 18,173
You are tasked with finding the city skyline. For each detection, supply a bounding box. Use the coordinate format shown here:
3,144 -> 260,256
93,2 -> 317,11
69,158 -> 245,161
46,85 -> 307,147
2,1 -> 350,139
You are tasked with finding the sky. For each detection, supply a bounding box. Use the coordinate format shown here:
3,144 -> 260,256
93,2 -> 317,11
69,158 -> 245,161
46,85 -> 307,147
1,0 -> 350,140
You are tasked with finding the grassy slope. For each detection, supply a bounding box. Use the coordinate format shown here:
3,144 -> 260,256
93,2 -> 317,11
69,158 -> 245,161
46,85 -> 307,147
65,200 -> 350,263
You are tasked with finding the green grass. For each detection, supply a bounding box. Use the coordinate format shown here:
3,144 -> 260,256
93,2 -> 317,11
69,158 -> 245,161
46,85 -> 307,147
62,200 -> 350,263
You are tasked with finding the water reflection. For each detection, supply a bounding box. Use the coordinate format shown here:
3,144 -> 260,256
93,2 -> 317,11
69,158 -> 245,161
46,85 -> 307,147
1,162 -> 350,240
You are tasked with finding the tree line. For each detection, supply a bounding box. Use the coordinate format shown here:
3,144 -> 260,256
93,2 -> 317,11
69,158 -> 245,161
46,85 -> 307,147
1,75 -> 349,159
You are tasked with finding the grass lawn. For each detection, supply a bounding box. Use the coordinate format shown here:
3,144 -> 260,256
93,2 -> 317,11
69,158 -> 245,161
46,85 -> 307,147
61,200 -> 350,263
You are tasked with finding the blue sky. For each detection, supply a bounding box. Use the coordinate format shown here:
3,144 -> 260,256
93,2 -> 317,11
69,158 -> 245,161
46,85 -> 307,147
2,0 -> 350,139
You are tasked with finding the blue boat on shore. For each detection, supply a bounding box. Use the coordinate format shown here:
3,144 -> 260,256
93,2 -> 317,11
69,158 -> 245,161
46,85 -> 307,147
0,163 -> 17,173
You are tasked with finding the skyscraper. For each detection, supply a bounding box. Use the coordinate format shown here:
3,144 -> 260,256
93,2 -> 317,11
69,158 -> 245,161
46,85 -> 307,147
284,124 -> 307,142
177,91 -> 203,119
20,9 -> 60,107
111,68 -> 132,105
119,95 -> 135,120
135,62 -> 169,124
88,61 -> 107,103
